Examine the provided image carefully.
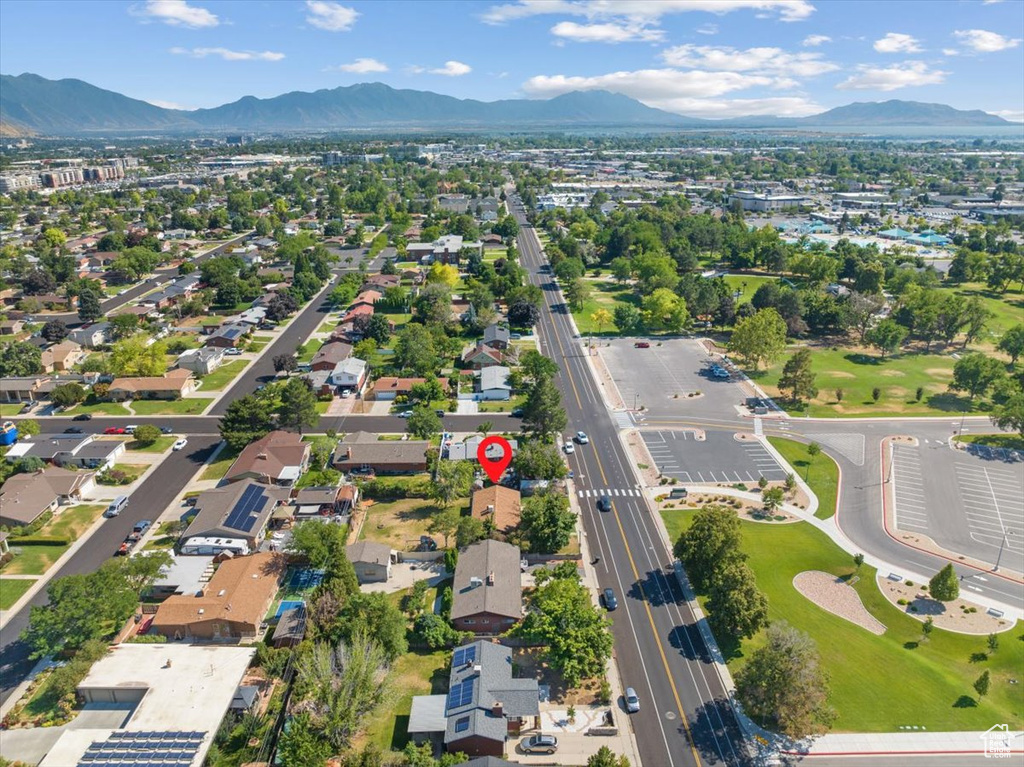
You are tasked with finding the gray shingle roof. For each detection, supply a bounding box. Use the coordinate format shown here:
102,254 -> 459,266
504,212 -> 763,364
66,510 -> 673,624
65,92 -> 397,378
450,540 -> 522,622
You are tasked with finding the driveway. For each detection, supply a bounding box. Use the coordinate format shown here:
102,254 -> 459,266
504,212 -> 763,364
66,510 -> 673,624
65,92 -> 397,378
0,704 -> 132,765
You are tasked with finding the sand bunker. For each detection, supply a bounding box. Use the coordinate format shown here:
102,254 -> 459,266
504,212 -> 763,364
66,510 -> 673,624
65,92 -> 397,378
793,571 -> 886,635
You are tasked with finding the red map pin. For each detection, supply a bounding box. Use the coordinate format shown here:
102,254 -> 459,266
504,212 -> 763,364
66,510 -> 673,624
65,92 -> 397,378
477,435 -> 513,484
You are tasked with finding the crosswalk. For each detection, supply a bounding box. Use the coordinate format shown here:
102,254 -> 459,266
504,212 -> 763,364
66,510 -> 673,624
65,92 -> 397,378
577,488 -> 645,498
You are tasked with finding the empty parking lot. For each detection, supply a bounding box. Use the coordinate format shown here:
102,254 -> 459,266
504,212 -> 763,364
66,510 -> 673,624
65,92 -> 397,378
642,430 -> 788,485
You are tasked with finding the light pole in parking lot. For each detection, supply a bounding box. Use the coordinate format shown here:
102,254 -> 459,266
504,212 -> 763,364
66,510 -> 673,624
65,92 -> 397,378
994,530 -> 1015,572
885,440 -> 896,484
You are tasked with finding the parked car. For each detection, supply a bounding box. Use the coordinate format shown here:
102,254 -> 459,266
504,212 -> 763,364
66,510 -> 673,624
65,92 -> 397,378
64,427 -> 84,434
72,413 -> 92,421
160,426 -> 173,434
634,341 -> 650,348
104,427 -> 126,435
521,734 -> 558,755
397,410 -> 412,418
597,494 -> 612,512
225,347 -> 243,356
575,431 -> 589,444
563,441 -> 575,454
125,424 -> 138,434
172,438 -> 188,451
602,587 -> 618,611
510,407 -> 524,417
624,687 -> 641,713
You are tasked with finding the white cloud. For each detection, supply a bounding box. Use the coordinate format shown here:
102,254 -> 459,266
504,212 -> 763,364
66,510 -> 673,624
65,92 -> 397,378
664,96 -> 823,118
482,0 -> 816,25
523,68 -> 774,101
146,98 -> 196,111
430,60 -> 473,76
942,48 -> 959,56
330,57 -> 389,73
837,60 -> 946,91
170,47 -> 285,61
802,34 -> 831,46
130,0 -> 219,28
305,0 -> 358,32
550,20 -> 663,43
661,43 -> 838,77
696,23 -> 718,35
873,33 -> 923,53
982,0 -> 1005,4
989,109 -> 1023,122
952,29 -> 1021,53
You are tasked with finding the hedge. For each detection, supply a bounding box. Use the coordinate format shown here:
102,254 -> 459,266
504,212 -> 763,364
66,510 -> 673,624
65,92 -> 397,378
8,536 -> 70,546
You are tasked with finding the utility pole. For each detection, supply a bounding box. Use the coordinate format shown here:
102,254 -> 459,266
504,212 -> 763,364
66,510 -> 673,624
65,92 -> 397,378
994,530 -> 1015,572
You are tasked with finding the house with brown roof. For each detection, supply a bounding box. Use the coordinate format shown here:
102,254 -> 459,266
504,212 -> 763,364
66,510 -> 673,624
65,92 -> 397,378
310,340 -> 353,372
292,484 -> 357,516
0,466 -> 97,527
150,552 -> 286,641
332,431 -> 429,474
224,431 -> 310,487
450,540 -> 523,634
350,290 -> 382,310
41,341 -> 86,373
471,486 -> 521,539
181,480 -> 291,552
366,377 -> 449,401
461,344 -> 504,370
362,274 -> 400,291
108,369 -> 195,401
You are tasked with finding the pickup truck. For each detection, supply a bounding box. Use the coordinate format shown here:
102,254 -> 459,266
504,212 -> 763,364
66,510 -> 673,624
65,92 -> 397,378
116,520 -> 152,555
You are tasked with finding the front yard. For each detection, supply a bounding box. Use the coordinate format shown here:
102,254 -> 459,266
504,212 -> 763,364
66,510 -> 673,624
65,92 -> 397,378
0,577 -> 34,610
99,463 -> 147,484
200,446 -> 239,481
130,398 -> 213,415
197,359 -> 250,391
1,504 -> 107,577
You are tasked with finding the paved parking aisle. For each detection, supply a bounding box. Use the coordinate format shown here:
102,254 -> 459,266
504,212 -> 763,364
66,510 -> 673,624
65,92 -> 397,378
641,430 -> 788,484
954,462 -> 1024,555
891,445 -> 932,534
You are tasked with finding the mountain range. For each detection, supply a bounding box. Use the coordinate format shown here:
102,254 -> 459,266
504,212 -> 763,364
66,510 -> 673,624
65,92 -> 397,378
0,73 -> 1014,136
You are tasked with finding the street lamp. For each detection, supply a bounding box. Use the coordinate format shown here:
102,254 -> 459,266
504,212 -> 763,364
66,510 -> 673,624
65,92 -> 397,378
885,440 -> 896,484
994,530 -> 1015,572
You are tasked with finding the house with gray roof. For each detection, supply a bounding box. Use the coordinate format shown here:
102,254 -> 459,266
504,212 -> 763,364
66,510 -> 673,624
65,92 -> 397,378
177,347 -> 226,376
477,366 -> 511,401
332,432 -> 429,474
181,480 -> 290,552
482,324 -> 510,350
204,322 -> 250,348
450,540 -> 522,634
346,541 -> 394,583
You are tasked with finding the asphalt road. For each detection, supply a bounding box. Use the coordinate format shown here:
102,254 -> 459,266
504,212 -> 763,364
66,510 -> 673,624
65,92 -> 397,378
0,436 -> 222,707
511,203 -> 745,767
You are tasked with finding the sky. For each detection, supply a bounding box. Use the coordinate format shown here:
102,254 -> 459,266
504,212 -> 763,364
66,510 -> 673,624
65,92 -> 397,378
1,0 -> 1022,121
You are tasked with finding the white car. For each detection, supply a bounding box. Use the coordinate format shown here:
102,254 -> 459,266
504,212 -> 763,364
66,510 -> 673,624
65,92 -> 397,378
172,438 -> 188,451
563,441 -> 575,454
575,431 -> 589,444
397,410 -> 413,418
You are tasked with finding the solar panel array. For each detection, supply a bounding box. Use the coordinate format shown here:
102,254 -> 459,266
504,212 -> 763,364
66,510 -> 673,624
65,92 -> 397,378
224,485 -> 267,533
454,716 -> 470,733
447,678 -> 475,709
452,645 -> 477,667
77,731 -> 204,767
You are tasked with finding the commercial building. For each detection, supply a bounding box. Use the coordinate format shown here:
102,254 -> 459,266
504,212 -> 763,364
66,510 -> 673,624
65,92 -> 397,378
727,190 -> 807,212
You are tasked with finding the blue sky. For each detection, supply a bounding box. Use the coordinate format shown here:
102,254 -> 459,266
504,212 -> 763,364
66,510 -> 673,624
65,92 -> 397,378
1,0 -> 1022,120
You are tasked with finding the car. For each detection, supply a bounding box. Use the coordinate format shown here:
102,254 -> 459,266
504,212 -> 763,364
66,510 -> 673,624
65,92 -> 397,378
160,426 -> 173,434
340,389 -> 351,398
172,438 -> 188,451
132,520 -> 152,535
520,734 -> 558,755
520,558 -> 530,572
563,441 -> 575,454
602,587 -> 618,611
435,409 -> 446,418
510,407 -> 524,417
73,413 -> 92,421
124,424 -> 138,434
64,426 -> 84,434
225,348 -> 243,356
624,687 -> 641,713
255,384 -> 265,391
509,333 -> 522,340
104,427 -> 126,435
634,341 -> 650,348
575,431 -> 589,445
397,410 -> 412,418
597,494 -> 612,512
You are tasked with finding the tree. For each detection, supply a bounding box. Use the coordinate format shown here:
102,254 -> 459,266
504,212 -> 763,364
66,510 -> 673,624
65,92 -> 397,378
777,349 -> 817,403
613,304 -> 643,335
728,308 -> 787,370
587,747 -> 631,767
990,391 -> 1024,438
219,394 -> 275,450
998,324 -> 1024,366
427,262 -> 459,288
974,670 -> 991,700
961,296 -> 992,348
520,492 -> 576,553
414,612 -> 463,650
862,318 -> 906,358
41,319 -> 69,343
642,288 -> 690,333
950,353 -> 1005,400
288,521 -> 359,596
407,406 -> 442,440
50,382 -> 86,408
456,516 -> 486,548
707,561 -> 769,640
77,286 -> 103,323
23,268 -> 56,295
514,566 -> 613,687
273,354 -> 297,374
735,622 -> 836,739
673,504 -> 745,592
338,592 -> 409,663
394,324 -> 438,376
363,313 -> 393,346
590,308 -> 613,335
522,376 -> 567,440
0,342 -> 43,377
429,508 -> 461,548
277,377 -> 319,433
132,424 -> 161,446
275,712 -> 330,767
109,335 -> 167,377
519,349 -> 559,382
430,461 -> 474,507
565,277 -> 591,312
109,313 -> 139,341
762,486 -> 785,512
513,441 -> 568,480
987,632 -> 999,656
929,563 -> 960,602
17,419 -> 41,437
508,298 -> 540,328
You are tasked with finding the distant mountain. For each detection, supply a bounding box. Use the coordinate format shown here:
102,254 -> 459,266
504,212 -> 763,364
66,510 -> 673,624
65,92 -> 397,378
0,74 -> 1013,135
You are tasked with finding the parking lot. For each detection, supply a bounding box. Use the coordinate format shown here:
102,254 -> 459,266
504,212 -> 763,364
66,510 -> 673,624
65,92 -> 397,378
600,338 -> 746,417
641,430 -> 788,484
891,443 -> 1024,571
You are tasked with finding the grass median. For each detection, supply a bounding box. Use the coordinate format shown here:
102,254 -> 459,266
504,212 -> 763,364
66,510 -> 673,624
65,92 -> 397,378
768,436 -> 839,519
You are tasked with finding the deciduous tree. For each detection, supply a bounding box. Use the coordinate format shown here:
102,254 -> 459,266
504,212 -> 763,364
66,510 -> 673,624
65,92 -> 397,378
430,461 -> 474,507
707,561 -> 769,641
219,394 -> 275,450
41,319 -> 69,343
950,353 -> 1005,400
520,491 -> 575,553
513,441 -> 568,480
673,504 -> 745,592
728,308 -> 787,370
277,377 -> 319,433
865,319 -> 908,358
777,349 -> 818,403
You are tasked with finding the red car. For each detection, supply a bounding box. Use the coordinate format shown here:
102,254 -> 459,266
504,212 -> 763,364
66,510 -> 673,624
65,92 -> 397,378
634,341 -> 650,348
104,427 -> 126,435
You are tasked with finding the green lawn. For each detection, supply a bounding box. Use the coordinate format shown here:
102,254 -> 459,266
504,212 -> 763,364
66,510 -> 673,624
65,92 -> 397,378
296,339 -> 323,364
0,577 -> 36,609
362,650 -> 449,751
197,360 -> 249,392
142,521 -> 180,550
478,393 -> 527,413
956,433 -> 1024,451
64,401 -> 133,416
200,446 -> 239,481
130,398 -> 213,415
317,320 -> 338,334
2,544 -> 68,575
126,436 -> 176,452
662,510 -> 1024,732
0,403 -> 27,417
571,281 -> 638,336
751,347 -> 978,418
937,282 -> 1024,348
721,274 -> 783,306
100,463 -> 147,484
768,437 -> 839,519
41,504 -> 106,540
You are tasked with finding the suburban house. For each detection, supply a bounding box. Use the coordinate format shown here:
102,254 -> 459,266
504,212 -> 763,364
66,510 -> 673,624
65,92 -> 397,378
350,290 -> 382,311
332,431 -> 429,474
150,552 -> 286,640
0,466 -> 96,527
180,480 -> 291,554
0,319 -> 25,335
366,377 -> 449,401
450,540 -> 523,634
328,357 -> 368,392
141,275 -> 201,309
408,641 -> 540,758
40,341 -> 86,373
310,340 -> 352,372
204,323 -> 250,349
68,322 -> 112,348
5,433 -> 125,471
482,324 -> 510,350
447,436 -> 518,463
462,344 -> 504,370
407,234 -> 481,265
0,376 -> 50,404
292,484 -> 357,516
346,541 -> 394,584
470,486 -> 521,540
108,369 -> 195,401
304,369 -> 334,397
476,366 -> 511,401
362,273 -> 400,291
177,347 -> 226,376
224,431 -> 310,487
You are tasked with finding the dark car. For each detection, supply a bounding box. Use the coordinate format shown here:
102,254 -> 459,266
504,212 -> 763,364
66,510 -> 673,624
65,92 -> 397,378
634,341 -> 650,348
510,407 -> 524,417
435,409 -> 446,418
72,413 -> 92,421
160,426 -> 173,434
520,734 -> 558,755
64,427 -> 84,434
597,494 -> 612,512
602,587 -> 618,611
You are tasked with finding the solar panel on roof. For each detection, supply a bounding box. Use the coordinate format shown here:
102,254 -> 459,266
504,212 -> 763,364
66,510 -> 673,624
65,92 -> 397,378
453,645 -> 476,667
454,716 -> 470,733
225,484 -> 266,531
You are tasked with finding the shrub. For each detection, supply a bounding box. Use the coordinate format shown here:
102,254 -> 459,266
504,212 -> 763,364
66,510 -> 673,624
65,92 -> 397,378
98,469 -> 132,485
8,536 -> 69,546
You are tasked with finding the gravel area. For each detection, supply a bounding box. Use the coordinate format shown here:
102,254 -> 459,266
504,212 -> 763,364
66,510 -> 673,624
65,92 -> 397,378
793,570 -> 887,635
878,576 -> 1014,635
